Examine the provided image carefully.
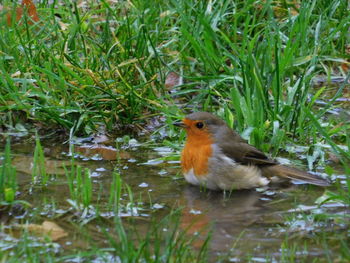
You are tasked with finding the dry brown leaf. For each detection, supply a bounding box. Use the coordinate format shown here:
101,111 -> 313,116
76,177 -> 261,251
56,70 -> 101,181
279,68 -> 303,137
255,1 -> 300,19
92,134 -> 110,144
11,71 -> 21,78
7,0 -> 39,26
76,145 -> 131,161
18,220 -> 68,241
160,10 -> 171,18
58,20 -> 69,31
165,72 -> 182,90
341,44 -> 350,73
341,63 -> 349,72
12,155 -> 72,175
23,0 -> 39,21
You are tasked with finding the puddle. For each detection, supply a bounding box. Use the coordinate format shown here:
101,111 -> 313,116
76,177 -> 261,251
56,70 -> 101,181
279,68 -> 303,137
0,138 -> 349,262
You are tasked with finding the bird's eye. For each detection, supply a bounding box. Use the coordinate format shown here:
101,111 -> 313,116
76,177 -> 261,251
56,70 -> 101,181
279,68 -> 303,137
195,122 -> 204,129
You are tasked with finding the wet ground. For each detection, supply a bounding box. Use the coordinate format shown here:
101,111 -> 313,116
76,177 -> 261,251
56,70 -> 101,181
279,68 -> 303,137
1,137 -> 349,262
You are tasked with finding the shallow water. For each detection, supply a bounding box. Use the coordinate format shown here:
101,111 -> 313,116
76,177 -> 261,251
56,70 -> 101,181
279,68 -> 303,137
1,138 -> 349,262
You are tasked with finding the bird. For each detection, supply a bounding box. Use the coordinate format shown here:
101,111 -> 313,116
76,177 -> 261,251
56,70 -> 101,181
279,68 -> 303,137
173,112 -> 330,190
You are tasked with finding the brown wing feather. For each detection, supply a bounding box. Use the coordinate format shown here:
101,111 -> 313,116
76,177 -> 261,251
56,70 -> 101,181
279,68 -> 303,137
214,126 -> 276,166
262,165 -> 330,186
215,126 -> 330,187
220,142 -> 277,166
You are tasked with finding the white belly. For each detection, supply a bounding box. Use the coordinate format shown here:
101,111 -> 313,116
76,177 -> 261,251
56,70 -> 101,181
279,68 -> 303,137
183,168 -> 219,190
183,145 -> 269,190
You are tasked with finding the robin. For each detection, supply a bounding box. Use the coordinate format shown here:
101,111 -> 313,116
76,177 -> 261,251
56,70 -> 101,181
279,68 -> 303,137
174,112 -> 330,190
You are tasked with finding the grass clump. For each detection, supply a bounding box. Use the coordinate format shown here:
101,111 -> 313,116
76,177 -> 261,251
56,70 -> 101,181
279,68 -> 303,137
0,231 -> 59,263
0,0 -> 166,134
0,138 -> 17,203
31,133 -> 48,185
101,210 -> 209,263
168,0 -> 349,155
0,1 -> 347,153
66,164 -> 93,211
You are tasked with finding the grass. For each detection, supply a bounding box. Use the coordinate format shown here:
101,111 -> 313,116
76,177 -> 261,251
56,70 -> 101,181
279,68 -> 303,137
0,0 -> 350,262
0,0 -> 348,154
0,136 -> 209,262
32,133 -> 48,185
66,165 -> 93,211
101,210 -> 209,263
0,138 -> 17,203
1,134 -> 345,262
0,231 -> 59,263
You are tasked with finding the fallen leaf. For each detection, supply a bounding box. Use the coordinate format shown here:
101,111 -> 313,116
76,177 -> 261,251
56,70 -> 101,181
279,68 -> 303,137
341,44 -> 350,73
58,20 -> 69,31
160,10 -> 171,18
165,72 -> 182,90
11,71 -> 21,78
76,145 -> 131,161
7,0 -> 39,26
92,134 -> 110,144
23,0 -> 39,21
12,155 -> 72,175
17,220 -> 68,241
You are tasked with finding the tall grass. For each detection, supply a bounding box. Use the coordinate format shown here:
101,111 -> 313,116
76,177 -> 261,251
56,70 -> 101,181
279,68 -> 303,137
0,231 -> 58,263
0,1 -> 348,151
0,0 -> 165,134
102,209 -> 209,263
32,133 -> 48,184
66,155 -> 93,211
168,0 -> 349,153
0,138 -> 17,203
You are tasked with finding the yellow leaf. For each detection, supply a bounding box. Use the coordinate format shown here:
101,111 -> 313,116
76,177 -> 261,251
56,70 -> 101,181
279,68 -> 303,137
19,221 -> 68,241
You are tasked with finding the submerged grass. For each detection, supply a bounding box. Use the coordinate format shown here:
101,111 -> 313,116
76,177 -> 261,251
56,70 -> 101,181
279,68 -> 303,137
0,138 -> 17,203
32,133 -> 48,185
100,210 -> 209,263
66,165 -> 93,210
0,136 -> 209,262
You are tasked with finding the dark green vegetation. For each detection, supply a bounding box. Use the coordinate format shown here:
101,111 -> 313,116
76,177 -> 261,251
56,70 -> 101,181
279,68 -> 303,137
0,138 -> 17,203
0,0 -> 349,262
0,0 -> 348,150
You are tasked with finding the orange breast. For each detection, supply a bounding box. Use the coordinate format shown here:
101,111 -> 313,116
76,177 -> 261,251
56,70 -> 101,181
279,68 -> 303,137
181,131 -> 213,177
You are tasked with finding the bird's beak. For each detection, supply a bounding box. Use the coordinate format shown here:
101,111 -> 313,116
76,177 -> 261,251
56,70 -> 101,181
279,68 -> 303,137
173,120 -> 186,128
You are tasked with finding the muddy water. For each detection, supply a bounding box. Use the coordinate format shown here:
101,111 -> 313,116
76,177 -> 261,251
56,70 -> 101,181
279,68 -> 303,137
1,138 -> 349,262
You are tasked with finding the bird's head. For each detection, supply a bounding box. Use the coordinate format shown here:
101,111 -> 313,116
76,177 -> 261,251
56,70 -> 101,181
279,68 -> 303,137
173,112 -> 227,140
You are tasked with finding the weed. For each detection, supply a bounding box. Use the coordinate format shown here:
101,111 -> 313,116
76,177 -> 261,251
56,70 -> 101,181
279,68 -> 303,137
0,137 -> 17,203
32,133 -> 48,185
66,160 -> 93,211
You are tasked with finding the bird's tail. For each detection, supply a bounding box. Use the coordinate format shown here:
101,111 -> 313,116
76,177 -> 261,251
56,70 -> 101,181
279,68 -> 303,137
262,165 -> 330,186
